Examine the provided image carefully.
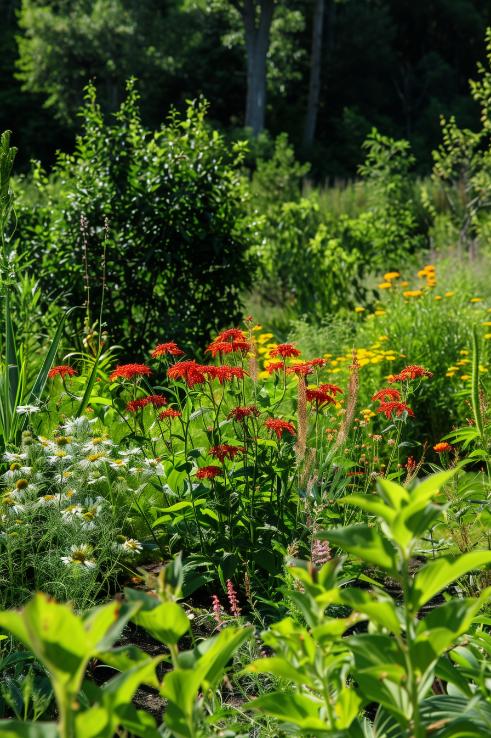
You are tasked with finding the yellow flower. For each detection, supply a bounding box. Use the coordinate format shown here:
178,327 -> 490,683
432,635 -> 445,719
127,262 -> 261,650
403,290 -> 423,298
460,374 -> 471,380
379,335 -> 389,341
434,295 -> 442,300
444,291 -> 455,297
417,269 -> 427,278
470,297 -> 482,303
378,282 -> 392,289
459,350 -> 469,355
446,371 -> 455,377
354,306 -> 365,313
252,324 -> 262,332
257,332 -> 273,344
400,280 -> 410,287
485,333 -> 491,339
383,271 -> 400,280
482,321 -> 491,326
374,309 -> 386,316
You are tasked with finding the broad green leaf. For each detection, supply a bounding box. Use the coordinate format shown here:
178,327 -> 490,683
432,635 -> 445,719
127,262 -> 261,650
410,552 -> 491,610
177,626 -> 253,692
376,478 -> 409,509
340,494 -> 396,524
411,469 -> 458,502
0,722 -> 58,738
319,525 -> 397,572
335,687 -> 362,729
131,601 -> 190,645
161,669 -> 202,738
339,589 -> 401,634
245,656 -> 316,688
249,692 -> 327,730
97,645 -> 160,688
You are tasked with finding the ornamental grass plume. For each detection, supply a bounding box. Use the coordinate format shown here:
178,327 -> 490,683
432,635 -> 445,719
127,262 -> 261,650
294,375 -> 308,461
334,349 -> 359,451
226,579 -> 242,617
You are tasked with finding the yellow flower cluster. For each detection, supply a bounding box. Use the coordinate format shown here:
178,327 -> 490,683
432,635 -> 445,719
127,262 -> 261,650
446,349 -> 488,380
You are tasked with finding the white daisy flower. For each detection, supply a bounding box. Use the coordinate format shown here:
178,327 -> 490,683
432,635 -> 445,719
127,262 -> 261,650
3,452 -> 27,463
61,504 -> 83,521
16,404 -> 40,415
61,544 -> 96,569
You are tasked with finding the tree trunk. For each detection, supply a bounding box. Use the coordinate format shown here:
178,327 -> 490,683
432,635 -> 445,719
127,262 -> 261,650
243,0 -> 275,135
303,0 -> 325,148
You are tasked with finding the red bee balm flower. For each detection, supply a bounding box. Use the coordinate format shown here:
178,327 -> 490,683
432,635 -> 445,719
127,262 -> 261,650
48,365 -> 77,379
206,338 -> 251,356
209,444 -> 245,462
433,442 -> 452,453
167,360 -> 206,388
126,395 -> 166,412
151,342 -> 184,358
228,405 -> 260,422
288,363 -> 314,377
270,343 -> 301,358
389,365 -> 433,382
266,361 -> 285,374
265,418 -> 296,439
319,383 -> 343,396
110,364 -> 152,381
306,389 -> 336,406
215,328 -> 247,342
376,401 -> 415,419
372,388 -> 401,402
196,465 -> 222,480
204,365 -> 247,384
159,408 -> 181,419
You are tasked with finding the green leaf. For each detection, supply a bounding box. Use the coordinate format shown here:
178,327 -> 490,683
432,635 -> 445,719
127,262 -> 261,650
0,722 -> 58,738
319,525 -> 397,572
245,656 -> 315,688
97,645 -> 160,689
131,601 -> 190,645
339,588 -> 401,634
249,692 -> 327,730
376,478 -> 409,509
410,552 -> 491,611
340,494 -> 396,524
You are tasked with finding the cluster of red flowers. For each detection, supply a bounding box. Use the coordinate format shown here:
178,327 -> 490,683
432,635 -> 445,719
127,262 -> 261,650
228,405 -> 260,422
270,343 -> 301,359
196,465 -> 222,480
306,388 -> 336,406
371,387 -> 401,403
265,418 -> 296,439
126,395 -> 167,412
288,362 -> 315,377
167,360 -> 247,388
206,328 -> 251,357
48,365 -> 78,379
376,401 -> 415,419
151,342 -> 184,358
266,361 -> 286,375
389,365 -> 433,383
159,408 -> 182,420
110,363 -> 152,382
209,444 -> 245,462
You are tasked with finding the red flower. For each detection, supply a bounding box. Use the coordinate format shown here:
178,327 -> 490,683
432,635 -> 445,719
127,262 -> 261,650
196,465 -> 222,480
126,395 -> 166,412
376,401 -> 415,419
287,363 -> 314,377
209,444 -> 245,462
167,360 -> 206,388
266,361 -> 286,374
433,441 -> 452,453
265,418 -> 296,439
206,339 -> 251,357
151,342 -> 184,358
204,365 -> 247,384
306,389 -> 336,406
48,365 -> 77,379
308,358 -> 327,368
389,365 -> 433,382
372,387 -> 401,402
110,364 -> 152,381
228,405 -> 260,422
270,343 -> 301,358
319,383 -> 343,396
215,328 -> 247,342
159,408 -> 182,419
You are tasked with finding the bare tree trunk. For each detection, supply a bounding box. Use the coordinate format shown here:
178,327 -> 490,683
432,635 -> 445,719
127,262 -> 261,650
303,0 -> 325,148
242,0 -> 275,135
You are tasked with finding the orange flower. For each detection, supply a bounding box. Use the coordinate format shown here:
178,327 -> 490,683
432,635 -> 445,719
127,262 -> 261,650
376,401 -> 414,419
433,442 -> 452,453
265,418 -> 296,439
48,365 -> 77,379
110,363 -> 152,381
270,343 -> 301,358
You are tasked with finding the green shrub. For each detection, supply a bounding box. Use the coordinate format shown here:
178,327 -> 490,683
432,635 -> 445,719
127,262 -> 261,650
17,82 -> 257,355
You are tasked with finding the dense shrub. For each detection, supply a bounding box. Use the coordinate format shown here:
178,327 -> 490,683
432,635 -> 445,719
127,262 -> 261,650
17,82 -> 257,355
